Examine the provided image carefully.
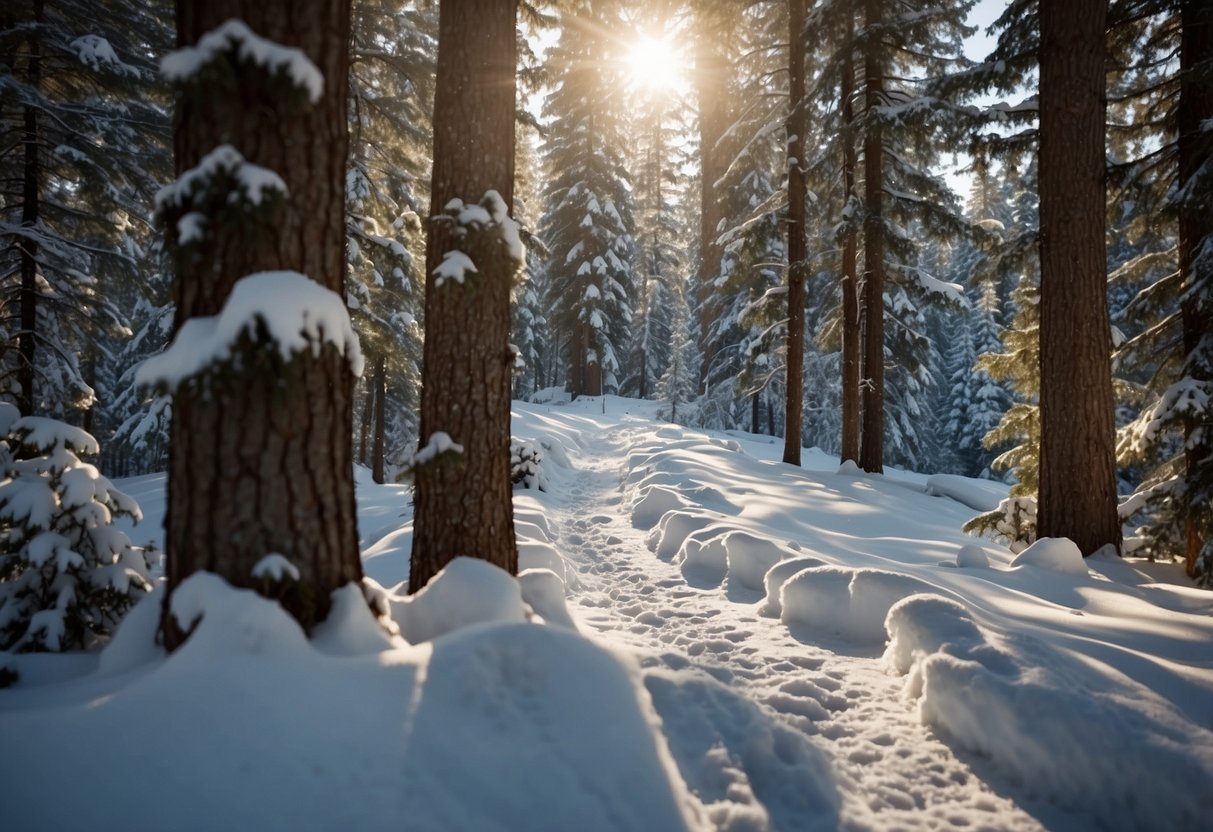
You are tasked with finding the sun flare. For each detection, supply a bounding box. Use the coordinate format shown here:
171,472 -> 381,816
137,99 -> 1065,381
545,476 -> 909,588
625,34 -> 682,93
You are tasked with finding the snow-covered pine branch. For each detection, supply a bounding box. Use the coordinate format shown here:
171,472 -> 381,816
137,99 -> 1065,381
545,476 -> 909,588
135,271 -> 364,391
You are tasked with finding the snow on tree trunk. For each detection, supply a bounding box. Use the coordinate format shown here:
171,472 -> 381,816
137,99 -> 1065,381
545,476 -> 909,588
1036,0 -> 1122,555
159,1 -> 361,642
783,0 -> 808,467
408,0 -> 519,593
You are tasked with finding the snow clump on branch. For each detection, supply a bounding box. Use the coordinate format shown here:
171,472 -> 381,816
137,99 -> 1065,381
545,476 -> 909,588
161,18 -> 324,103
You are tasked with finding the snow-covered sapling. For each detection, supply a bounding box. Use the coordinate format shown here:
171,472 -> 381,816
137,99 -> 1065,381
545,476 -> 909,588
0,404 -> 151,654
510,438 -> 547,491
963,494 -> 1037,554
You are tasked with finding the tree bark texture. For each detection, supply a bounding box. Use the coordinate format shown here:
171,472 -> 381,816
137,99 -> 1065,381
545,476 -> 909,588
372,353 -> 386,484
17,0 -> 42,416
859,0 -> 885,474
359,369 -> 373,465
783,0 -> 808,467
408,0 -> 519,593
1178,0 -> 1213,574
693,8 -> 730,387
839,19 -> 861,466
1036,0 -> 1122,555
164,0 -> 360,640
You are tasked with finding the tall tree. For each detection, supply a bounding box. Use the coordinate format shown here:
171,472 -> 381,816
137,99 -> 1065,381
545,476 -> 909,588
858,0 -> 886,473
783,0 -> 808,466
690,1 -> 736,386
1036,0 -> 1122,555
407,0 -> 520,592
1,0 -> 171,419
150,5 -> 362,640
540,1 -> 635,400
838,14 -> 861,466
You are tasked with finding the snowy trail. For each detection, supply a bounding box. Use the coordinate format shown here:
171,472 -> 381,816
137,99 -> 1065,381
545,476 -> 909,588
545,416 -> 1050,831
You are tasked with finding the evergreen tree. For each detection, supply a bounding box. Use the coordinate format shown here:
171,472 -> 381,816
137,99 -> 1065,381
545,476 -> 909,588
149,5 -> 364,641
408,0 -> 521,592
539,1 -> 635,399
655,292 -> 698,425
0,403 -> 150,652
0,0 -> 172,418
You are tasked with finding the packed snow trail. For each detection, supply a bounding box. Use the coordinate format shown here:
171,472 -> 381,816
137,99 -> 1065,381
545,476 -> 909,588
541,411 -> 1052,831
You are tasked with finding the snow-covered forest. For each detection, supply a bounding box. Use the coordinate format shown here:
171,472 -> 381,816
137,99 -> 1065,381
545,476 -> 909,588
1,0 -> 1211,830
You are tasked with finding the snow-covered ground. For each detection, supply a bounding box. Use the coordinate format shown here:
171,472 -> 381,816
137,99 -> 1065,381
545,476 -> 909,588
3,395 -> 1211,831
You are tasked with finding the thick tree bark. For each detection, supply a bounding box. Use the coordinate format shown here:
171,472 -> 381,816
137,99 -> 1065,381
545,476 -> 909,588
1178,0 -> 1213,575
372,353 -> 386,484
408,0 -> 518,593
783,0 -> 808,466
839,20 -> 861,466
859,0 -> 885,474
1036,0 -> 1121,555
17,0 -> 42,417
164,0 -> 360,641
751,391 -> 760,435
693,9 -> 730,387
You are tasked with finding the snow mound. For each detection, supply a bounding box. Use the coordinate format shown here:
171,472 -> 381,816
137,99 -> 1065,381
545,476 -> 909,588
632,485 -> 692,530
881,594 -> 1012,697
518,539 -> 569,584
393,557 -> 526,644
97,583 -> 165,676
1,621 -> 707,832
780,567 -> 941,645
723,531 -> 794,592
924,474 -> 1005,512
1010,537 -> 1087,576
311,584 -> 404,656
760,556 -> 827,617
955,544 -> 990,569
170,572 -> 310,659
647,510 -> 722,560
519,568 -> 578,631
885,594 -> 1213,831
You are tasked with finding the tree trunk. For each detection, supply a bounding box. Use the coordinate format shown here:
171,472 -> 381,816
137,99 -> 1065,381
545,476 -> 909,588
17,0 -> 42,417
1036,0 -> 1121,555
163,0 -> 360,642
693,10 -> 730,387
1178,0 -> 1213,575
408,0 -> 519,593
783,0 -> 808,466
839,16 -> 861,465
359,369 -> 373,465
751,391 -> 760,435
859,0 -> 885,474
372,353 -> 386,484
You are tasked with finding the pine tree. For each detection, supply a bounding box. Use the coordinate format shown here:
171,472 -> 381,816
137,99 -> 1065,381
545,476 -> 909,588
148,6 -> 363,641
408,0 -> 520,592
0,403 -> 150,652
540,1 -> 635,399
656,293 -> 698,425
1036,0 -> 1122,555
0,0 -> 172,418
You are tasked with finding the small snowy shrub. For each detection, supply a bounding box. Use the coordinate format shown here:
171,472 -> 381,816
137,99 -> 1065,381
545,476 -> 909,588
510,438 -> 547,491
0,405 -> 151,652
963,494 -> 1037,554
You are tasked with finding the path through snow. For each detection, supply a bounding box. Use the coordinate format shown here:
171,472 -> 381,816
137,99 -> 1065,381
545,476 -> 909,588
546,413 -> 1054,830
